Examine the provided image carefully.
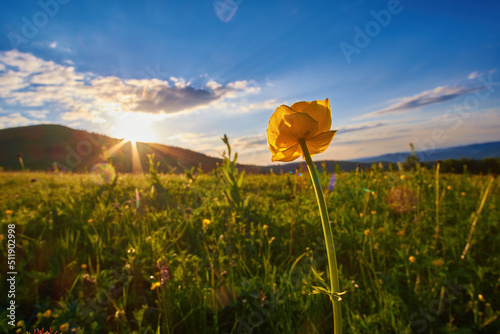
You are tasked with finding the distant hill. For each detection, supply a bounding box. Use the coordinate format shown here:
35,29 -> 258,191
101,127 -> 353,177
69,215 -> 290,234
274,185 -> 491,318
353,141 -> 500,163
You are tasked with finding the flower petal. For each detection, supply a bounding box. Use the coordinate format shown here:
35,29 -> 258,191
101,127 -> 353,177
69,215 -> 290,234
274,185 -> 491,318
271,142 -> 302,162
306,130 -> 337,156
279,112 -> 318,140
301,99 -> 331,135
267,105 -> 296,149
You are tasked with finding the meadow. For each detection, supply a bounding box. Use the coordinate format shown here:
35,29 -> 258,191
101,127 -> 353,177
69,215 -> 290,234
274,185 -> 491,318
0,156 -> 499,333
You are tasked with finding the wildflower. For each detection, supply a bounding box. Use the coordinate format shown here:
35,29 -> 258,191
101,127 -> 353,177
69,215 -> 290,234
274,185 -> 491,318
447,185 -> 452,190
359,213 -> 364,218
377,227 -> 384,234
42,310 -> 51,318
203,219 -> 211,229
59,323 -> 69,332
266,98 -> 336,162
262,224 -> 268,231
87,218 -> 93,223
461,192 -> 466,196
364,229 -> 371,236
397,230 -> 405,237
400,175 -> 406,180
81,264 -> 87,270
329,173 -> 336,191
371,211 -> 377,215
478,294 -> 486,302
5,210 -> 13,215
432,259 -> 444,267
409,256 -> 416,263
151,281 -> 161,290
127,247 -> 136,254
387,186 -> 417,214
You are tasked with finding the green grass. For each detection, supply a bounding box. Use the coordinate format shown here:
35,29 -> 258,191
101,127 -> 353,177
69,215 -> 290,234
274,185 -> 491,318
0,165 -> 498,333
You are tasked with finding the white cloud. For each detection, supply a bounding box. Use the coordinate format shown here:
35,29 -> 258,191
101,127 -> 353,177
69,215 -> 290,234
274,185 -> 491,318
0,112 -> 37,129
0,50 -> 261,124
26,110 -> 50,119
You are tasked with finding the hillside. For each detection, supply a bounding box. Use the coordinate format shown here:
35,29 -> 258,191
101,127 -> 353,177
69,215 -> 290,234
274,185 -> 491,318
355,141 -> 500,163
0,124 -> 232,173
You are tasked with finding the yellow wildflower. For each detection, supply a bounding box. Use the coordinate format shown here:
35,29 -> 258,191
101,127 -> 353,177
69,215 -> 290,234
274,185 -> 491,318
42,309 -> 51,318
364,229 -> 371,236
371,211 -> 377,215
5,210 -> 13,215
400,175 -> 406,180
478,294 -> 486,302
87,218 -> 93,223
461,192 -> 466,196
359,213 -> 364,218
397,230 -> 405,237
262,224 -> 268,231
431,259 -> 444,267
266,98 -> 336,162
59,323 -> 69,332
203,219 -> 211,229
151,282 -> 161,290
447,186 -> 452,190
409,256 -> 416,263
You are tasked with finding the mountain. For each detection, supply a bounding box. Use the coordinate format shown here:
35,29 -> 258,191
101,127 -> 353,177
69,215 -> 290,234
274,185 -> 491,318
353,142 -> 500,163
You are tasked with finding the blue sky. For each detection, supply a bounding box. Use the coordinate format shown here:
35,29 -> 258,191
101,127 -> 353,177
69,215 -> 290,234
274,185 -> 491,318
1,0 -> 499,165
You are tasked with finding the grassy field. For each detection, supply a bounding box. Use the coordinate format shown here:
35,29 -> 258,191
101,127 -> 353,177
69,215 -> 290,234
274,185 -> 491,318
0,160 -> 499,333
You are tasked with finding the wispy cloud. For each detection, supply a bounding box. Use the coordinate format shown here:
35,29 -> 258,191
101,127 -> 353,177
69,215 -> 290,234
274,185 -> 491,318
359,85 -> 477,119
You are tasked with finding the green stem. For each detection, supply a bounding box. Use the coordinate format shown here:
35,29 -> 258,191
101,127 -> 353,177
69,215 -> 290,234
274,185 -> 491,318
299,139 -> 342,334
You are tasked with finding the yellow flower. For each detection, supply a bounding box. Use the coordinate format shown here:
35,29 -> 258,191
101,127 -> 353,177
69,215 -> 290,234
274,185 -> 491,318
371,211 -> 377,215
42,309 -> 51,318
478,294 -> 486,302
5,210 -> 13,215
266,98 -> 337,162
203,219 -> 211,229
400,175 -> 406,180
397,230 -> 405,237
59,323 -> 69,332
359,213 -> 364,218
432,259 -> 444,267
409,256 -> 416,263
262,224 -> 268,231
461,192 -> 466,196
151,281 -> 161,290
447,186 -> 452,190
364,229 -> 371,236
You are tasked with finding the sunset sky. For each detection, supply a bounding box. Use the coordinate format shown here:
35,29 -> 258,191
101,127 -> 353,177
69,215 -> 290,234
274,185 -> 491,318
1,0 -> 499,165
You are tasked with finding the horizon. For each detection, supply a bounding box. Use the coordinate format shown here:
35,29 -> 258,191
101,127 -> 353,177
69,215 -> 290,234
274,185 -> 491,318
1,1 -> 500,165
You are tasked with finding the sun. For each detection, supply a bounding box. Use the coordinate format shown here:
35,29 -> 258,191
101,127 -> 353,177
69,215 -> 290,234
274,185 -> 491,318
112,112 -> 159,144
